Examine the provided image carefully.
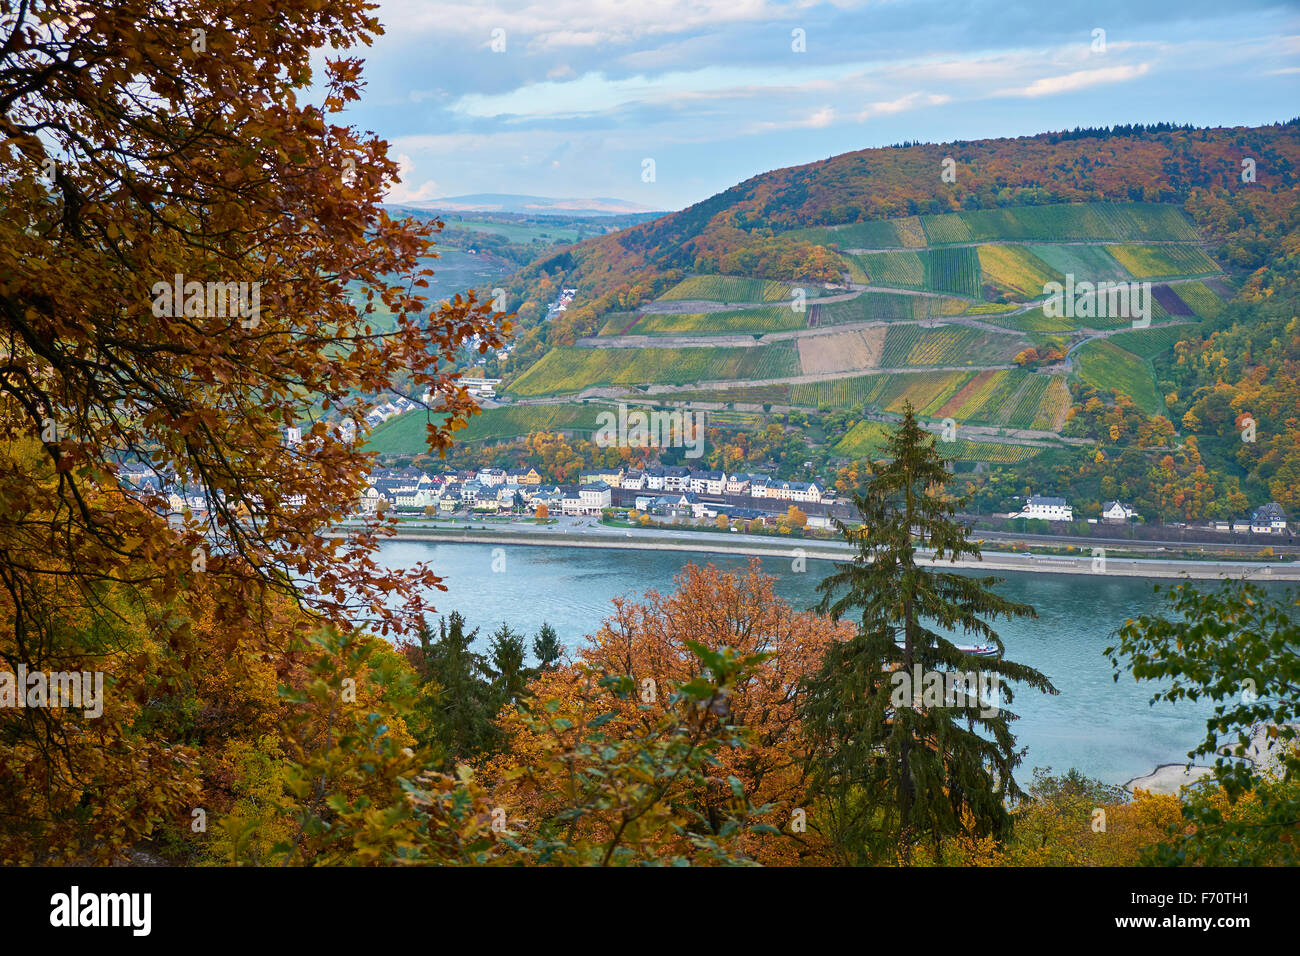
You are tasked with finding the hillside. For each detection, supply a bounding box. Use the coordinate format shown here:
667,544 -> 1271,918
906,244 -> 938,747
375,121 -> 1300,521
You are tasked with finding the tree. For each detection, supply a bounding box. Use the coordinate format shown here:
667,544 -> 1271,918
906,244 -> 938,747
535,503 -> 549,519
0,0 -> 506,855
484,561 -> 852,864
486,623 -> 529,709
532,622 -> 563,673
1107,580 -> 1300,864
801,403 -> 1057,863
404,613 -> 498,765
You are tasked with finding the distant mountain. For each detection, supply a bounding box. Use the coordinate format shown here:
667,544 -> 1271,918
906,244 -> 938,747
395,193 -> 665,217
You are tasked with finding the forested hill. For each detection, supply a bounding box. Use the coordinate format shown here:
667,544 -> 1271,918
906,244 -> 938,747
499,121 -> 1300,358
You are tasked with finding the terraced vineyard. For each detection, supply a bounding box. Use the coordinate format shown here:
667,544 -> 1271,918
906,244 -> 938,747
1074,339 -> 1164,413
656,276 -> 803,303
366,403 -> 604,454
833,420 -> 893,457
617,306 -> 804,335
793,370 -> 976,415
814,291 -> 967,325
852,250 -> 926,289
977,245 -> 1064,298
507,344 -> 800,396
1106,244 -> 1220,279
786,216 -> 927,249
919,201 -> 1200,244
503,199 -> 1223,451
1107,324 -> 1194,358
925,247 -> 982,297
879,324 -> 1020,367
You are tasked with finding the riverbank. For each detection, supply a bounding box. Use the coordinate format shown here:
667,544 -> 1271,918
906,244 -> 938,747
335,522 -> 1300,581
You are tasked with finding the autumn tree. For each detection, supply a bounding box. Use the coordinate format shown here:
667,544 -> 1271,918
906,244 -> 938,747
801,404 -> 1058,863
1107,581 -> 1300,865
0,0 -> 506,856
484,561 -> 853,864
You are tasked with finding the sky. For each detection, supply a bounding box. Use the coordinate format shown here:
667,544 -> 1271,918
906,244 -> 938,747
329,0 -> 1300,212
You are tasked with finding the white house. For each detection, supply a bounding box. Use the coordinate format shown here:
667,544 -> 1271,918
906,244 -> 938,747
560,487 -> 584,516
1018,496 -> 1072,522
688,470 -> 728,496
578,482 -> 612,513
1251,502 -> 1288,534
1101,501 -> 1136,523
475,468 -> 507,487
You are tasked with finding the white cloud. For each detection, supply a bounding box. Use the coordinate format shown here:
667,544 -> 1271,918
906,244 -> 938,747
384,153 -> 440,202
856,91 -> 951,121
997,62 -> 1152,98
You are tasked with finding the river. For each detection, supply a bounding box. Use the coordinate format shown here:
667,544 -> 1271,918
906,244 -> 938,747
376,539 -> 1291,787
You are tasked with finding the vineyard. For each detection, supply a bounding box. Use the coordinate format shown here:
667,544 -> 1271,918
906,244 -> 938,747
815,291 -> 967,325
507,344 -> 800,395
1023,243 -> 1131,283
1074,339 -> 1164,413
1169,279 -> 1226,318
625,306 -> 805,335
1106,244 -> 1220,279
918,201 -> 1201,245
833,420 -> 893,457
879,324 -> 1020,367
940,438 -> 1046,463
366,403 -> 604,454
1107,324 -> 1195,358
976,245 -> 1065,298
656,275 -> 801,303
853,250 -> 926,289
792,370 -> 976,416
1031,377 -> 1073,431
924,246 -> 982,298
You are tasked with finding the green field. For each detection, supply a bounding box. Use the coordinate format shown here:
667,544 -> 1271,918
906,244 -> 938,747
1169,280 -> 1226,318
925,247 -> 983,298
793,370 -> 975,416
1074,339 -> 1164,413
507,344 -> 800,396
976,245 -> 1064,298
834,420 -> 894,457
852,250 -> 926,290
657,275 -> 809,303
920,202 -> 1201,245
879,324 -> 1021,367
1106,324 -> 1195,358
813,291 -> 967,325
615,306 -> 804,336
1106,244 -> 1220,279
1023,243 -> 1132,282
785,216 -> 927,250
366,403 -> 605,454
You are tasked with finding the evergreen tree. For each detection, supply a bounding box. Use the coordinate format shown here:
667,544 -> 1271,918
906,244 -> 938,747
486,623 -> 529,709
412,612 -> 499,764
801,404 -> 1057,863
532,622 -> 563,673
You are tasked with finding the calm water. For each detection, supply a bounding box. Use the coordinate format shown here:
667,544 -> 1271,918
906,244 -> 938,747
376,540 -> 1291,786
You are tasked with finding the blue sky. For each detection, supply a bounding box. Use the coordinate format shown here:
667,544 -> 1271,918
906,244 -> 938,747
332,0 -> 1300,211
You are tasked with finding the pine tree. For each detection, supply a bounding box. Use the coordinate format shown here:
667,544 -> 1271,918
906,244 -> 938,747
801,404 -> 1057,863
412,612 -> 499,763
532,622 -> 563,673
487,623 -> 529,708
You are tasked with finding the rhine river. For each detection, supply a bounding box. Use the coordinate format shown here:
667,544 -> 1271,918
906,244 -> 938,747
376,539 -> 1291,787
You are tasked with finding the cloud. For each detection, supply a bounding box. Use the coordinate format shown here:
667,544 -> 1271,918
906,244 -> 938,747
383,153 -> 440,202
856,91 -> 951,121
998,62 -> 1152,99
